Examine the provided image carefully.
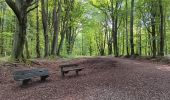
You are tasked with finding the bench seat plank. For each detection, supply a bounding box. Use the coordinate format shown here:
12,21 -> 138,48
63,67 -> 84,72
31,69 -> 49,77
59,64 -> 78,68
14,70 -> 34,81
13,68 -> 49,81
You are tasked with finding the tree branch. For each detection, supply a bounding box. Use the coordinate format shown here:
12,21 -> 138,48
28,1 -> 38,7
5,0 -> 21,21
27,5 -> 38,14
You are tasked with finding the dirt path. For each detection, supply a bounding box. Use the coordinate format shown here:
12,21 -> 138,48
1,57 -> 170,100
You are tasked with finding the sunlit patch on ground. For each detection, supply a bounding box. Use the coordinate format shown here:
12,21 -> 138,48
156,65 -> 170,71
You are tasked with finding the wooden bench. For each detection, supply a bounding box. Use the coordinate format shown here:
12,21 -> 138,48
59,64 -> 84,77
13,68 -> 49,85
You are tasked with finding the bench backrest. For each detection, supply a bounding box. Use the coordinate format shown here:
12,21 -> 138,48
59,64 -> 78,68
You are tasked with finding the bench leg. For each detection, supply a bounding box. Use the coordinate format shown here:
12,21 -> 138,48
41,75 -> 48,81
76,70 -> 79,75
61,71 -> 65,77
22,79 -> 30,85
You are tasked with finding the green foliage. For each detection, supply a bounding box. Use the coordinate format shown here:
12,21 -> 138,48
0,0 -> 170,60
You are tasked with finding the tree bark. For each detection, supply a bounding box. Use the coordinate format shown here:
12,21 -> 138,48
25,38 -> 30,59
41,0 -> 49,57
110,0 -> 114,56
57,1 -> 70,55
36,0 -> 41,58
150,3 -> 156,58
138,23 -> 142,56
5,0 -> 34,60
159,0 -> 164,56
125,0 -> 129,56
130,0 -> 134,56
113,1 -> 119,57
51,0 -> 61,55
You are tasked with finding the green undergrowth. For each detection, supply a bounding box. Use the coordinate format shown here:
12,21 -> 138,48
0,56 -> 11,64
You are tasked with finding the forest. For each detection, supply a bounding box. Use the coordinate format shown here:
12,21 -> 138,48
0,0 -> 169,61
2,0 -> 170,99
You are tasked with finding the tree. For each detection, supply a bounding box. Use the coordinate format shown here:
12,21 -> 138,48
130,0 -> 134,56
36,0 -> 40,58
41,0 -> 49,57
159,0 -> 164,56
57,1 -> 69,56
1,0 -> 169,59
125,0 -> 129,56
5,0 -> 37,60
51,0 -> 61,55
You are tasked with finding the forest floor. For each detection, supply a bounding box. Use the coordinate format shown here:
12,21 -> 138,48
1,56 -> 170,100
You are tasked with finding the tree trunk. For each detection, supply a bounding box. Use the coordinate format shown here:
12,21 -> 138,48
57,18 -> 67,55
151,4 -> 156,58
12,3 -> 27,60
51,0 -> 61,55
122,27 -> 125,56
159,0 -> 164,56
111,0 -> 114,56
113,2 -> 118,57
138,23 -> 142,56
164,10 -> 167,55
125,0 -> 129,56
108,41 -> 112,55
5,0 -> 34,60
13,19 -> 27,60
130,0 -> 134,56
41,0 -> 49,57
25,38 -> 30,59
36,0 -> 41,58
57,32 -> 65,55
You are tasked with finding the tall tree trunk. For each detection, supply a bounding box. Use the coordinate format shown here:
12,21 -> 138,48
151,4 -> 156,58
89,38 -> 92,56
25,38 -> 30,59
57,32 -> 65,55
108,41 -> 112,55
12,2 -> 27,60
130,0 -> 134,56
57,1 -> 70,55
5,0 -> 34,60
51,0 -> 61,55
148,33 -> 152,56
113,1 -> 118,57
164,10 -> 167,55
36,0 -> 41,58
13,17 -> 27,60
138,23 -> 142,56
122,26 -> 125,56
41,0 -> 49,57
110,0 -> 114,55
65,0 -> 76,55
159,0 -> 164,56
57,18 -> 67,55
66,26 -> 73,55
125,0 -> 129,56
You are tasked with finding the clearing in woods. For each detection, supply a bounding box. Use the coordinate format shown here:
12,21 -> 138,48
1,57 -> 170,100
